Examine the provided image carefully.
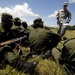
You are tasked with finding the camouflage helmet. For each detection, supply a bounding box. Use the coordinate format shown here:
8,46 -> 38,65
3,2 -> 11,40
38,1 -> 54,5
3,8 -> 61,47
14,17 -> 22,22
33,18 -> 43,24
1,12 -> 14,22
63,2 -> 68,6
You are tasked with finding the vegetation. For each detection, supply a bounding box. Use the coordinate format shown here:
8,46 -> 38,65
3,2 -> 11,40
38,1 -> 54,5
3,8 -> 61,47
0,28 -> 75,75
0,57 -> 63,75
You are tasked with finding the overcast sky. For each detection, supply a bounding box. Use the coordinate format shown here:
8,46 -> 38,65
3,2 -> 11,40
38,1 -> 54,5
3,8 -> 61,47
0,0 -> 75,27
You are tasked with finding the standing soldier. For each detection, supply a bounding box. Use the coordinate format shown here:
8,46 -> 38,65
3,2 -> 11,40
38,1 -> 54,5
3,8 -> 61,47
56,2 -> 71,37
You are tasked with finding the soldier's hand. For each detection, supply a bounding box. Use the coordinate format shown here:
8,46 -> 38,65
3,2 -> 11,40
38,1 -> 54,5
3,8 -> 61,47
15,43 -> 20,50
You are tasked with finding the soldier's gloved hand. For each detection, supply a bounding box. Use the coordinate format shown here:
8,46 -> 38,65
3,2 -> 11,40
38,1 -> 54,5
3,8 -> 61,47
15,43 -> 20,50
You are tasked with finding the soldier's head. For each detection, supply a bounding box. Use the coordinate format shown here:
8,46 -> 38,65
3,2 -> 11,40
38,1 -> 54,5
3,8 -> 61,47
33,18 -> 44,28
1,12 -> 14,30
22,21 -> 28,29
63,2 -> 68,9
14,17 -> 22,26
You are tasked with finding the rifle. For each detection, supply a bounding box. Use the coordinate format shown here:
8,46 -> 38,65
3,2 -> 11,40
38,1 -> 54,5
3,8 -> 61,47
0,35 -> 27,47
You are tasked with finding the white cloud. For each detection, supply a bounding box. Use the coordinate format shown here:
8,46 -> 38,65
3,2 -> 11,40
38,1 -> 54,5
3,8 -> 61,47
69,0 -> 75,3
12,3 -> 39,17
28,20 -> 33,25
48,11 -> 58,18
0,3 -> 39,24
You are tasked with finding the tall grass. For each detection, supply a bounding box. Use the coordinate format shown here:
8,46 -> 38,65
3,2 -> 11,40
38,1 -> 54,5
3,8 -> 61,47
0,29 -> 75,75
0,56 -> 63,75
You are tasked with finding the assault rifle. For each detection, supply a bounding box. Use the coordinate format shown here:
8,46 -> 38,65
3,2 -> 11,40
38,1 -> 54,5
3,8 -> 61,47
0,35 -> 27,47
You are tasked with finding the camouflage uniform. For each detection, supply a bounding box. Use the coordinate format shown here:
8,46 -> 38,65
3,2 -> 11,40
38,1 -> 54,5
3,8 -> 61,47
52,38 -> 75,75
0,13 -> 38,73
56,2 -> 71,36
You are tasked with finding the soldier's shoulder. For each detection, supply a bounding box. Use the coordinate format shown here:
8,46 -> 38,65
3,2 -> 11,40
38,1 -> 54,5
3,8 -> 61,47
66,9 -> 71,14
0,25 -> 5,33
63,38 -> 75,45
27,25 -> 35,31
12,25 -> 18,29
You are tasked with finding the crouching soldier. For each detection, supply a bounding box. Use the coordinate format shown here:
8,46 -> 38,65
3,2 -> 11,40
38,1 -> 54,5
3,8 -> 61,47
0,12 -> 38,74
52,38 -> 75,75
28,18 -> 61,59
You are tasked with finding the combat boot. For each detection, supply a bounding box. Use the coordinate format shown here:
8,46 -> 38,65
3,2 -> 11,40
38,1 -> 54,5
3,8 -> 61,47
13,58 -> 39,73
23,61 -> 39,73
41,50 -> 51,59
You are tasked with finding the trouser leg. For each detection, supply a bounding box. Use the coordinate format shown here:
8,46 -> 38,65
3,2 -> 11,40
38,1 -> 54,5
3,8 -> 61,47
57,24 -> 62,35
60,25 -> 67,37
51,48 -> 61,63
5,51 -> 39,74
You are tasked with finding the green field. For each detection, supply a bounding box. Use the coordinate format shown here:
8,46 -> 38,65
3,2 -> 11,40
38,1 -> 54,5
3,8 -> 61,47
0,29 -> 75,75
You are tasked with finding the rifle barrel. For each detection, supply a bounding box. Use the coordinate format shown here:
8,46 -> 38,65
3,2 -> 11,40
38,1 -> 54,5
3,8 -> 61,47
0,35 -> 27,46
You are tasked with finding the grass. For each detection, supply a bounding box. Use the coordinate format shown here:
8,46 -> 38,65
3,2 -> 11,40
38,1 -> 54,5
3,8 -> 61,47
0,57 -> 63,75
0,28 -> 75,75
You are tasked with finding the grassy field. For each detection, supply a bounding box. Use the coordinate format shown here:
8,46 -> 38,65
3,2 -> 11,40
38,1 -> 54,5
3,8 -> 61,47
51,28 -> 75,38
0,29 -> 75,75
0,57 -> 63,75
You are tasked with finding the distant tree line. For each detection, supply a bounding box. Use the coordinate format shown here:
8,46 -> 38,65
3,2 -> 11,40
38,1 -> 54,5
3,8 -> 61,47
66,25 -> 75,30
49,25 -> 75,30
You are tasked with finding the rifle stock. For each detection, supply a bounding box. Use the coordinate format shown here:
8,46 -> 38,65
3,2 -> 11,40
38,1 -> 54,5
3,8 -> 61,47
0,35 -> 27,47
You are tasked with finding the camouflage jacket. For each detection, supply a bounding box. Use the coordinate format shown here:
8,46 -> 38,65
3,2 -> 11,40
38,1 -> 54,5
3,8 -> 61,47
56,8 -> 71,24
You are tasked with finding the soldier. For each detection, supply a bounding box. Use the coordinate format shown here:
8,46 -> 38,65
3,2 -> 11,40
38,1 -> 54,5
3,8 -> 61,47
12,17 -> 25,37
28,18 -> 61,59
52,38 -> 75,75
21,21 -> 30,38
14,17 -> 22,26
56,2 -> 71,37
32,18 -> 44,28
12,17 -> 30,62
0,12 -> 38,73
27,18 -> 50,31
22,21 -> 28,29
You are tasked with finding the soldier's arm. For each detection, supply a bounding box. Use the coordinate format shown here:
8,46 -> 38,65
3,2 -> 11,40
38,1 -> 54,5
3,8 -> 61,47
66,10 -> 72,23
56,11 -> 59,20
